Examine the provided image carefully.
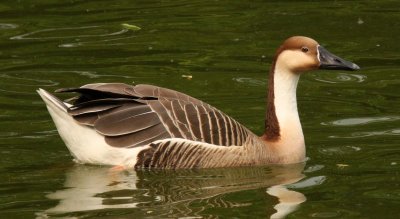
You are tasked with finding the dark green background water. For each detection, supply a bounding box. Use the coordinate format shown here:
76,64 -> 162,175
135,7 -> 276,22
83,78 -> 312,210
1,0 -> 399,218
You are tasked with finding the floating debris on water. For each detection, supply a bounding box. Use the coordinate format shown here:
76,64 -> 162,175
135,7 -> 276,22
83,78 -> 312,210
181,75 -> 193,80
337,164 -> 349,168
121,23 -> 141,31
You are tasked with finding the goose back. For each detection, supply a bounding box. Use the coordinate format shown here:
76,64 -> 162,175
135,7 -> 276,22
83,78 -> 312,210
57,83 -> 252,150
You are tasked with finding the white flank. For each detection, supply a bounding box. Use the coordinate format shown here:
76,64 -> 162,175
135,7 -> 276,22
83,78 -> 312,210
37,88 -> 148,167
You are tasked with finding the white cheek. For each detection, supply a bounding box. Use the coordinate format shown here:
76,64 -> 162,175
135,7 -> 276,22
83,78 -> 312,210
277,50 -> 317,72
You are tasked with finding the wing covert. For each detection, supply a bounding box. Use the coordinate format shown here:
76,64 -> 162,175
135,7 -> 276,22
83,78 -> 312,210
57,83 -> 251,148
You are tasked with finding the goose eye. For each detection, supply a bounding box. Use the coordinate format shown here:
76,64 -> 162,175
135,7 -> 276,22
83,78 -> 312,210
301,47 -> 309,53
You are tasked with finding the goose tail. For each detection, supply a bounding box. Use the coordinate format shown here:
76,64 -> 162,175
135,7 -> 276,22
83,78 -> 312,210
37,88 -> 69,113
37,88 -> 142,167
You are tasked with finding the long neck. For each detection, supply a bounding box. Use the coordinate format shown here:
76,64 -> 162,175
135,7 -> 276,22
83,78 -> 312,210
263,59 -> 304,148
273,64 -> 303,139
261,58 -> 305,163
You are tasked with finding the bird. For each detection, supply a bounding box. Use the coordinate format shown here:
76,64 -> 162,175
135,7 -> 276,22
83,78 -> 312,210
37,36 -> 360,169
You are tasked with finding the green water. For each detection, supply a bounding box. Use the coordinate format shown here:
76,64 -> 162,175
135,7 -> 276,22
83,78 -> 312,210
1,0 -> 400,218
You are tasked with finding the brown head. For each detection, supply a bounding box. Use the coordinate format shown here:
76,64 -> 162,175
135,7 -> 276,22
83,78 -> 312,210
264,36 -> 360,142
273,36 -> 360,74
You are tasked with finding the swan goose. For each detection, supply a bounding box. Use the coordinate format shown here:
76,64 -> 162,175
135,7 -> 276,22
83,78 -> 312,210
37,36 -> 360,169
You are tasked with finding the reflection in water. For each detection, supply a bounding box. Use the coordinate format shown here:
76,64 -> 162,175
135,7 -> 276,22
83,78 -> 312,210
267,185 -> 306,219
37,164 -> 312,218
40,166 -> 141,215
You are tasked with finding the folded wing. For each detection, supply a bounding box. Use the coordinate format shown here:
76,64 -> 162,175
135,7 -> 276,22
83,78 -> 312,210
57,83 -> 250,148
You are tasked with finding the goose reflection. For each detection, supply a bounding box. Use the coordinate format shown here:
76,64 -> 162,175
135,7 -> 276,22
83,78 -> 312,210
38,164 -> 310,218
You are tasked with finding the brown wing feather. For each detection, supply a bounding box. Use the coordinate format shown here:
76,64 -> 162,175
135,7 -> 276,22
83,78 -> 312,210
147,101 -> 184,138
105,124 -> 170,147
73,113 -> 99,126
57,83 -> 251,148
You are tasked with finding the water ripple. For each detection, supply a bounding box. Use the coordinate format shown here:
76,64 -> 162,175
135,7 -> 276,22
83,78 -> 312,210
330,129 -> 400,139
0,128 -> 58,140
0,70 -> 135,95
0,72 -> 58,95
46,70 -> 134,79
318,145 -> 362,155
364,189 -> 400,200
0,23 -> 18,30
288,176 -> 326,189
304,164 -> 325,173
313,72 -> 367,84
322,116 -> 400,126
0,72 -> 58,87
0,131 -> 19,137
58,35 -> 137,48
10,26 -> 129,40
232,77 -> 266,86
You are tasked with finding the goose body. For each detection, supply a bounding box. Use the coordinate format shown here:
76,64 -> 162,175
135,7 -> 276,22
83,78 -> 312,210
38,36 -> 359,169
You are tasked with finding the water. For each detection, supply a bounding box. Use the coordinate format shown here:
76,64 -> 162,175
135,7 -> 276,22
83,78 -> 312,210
1,0 -> 400,218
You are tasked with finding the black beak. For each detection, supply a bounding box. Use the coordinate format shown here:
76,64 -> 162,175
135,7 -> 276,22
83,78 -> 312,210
318,46 -> 360,71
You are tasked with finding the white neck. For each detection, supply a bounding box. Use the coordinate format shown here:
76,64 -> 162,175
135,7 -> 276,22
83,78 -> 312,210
269,53 -> 305,162
274,65 -> 300,122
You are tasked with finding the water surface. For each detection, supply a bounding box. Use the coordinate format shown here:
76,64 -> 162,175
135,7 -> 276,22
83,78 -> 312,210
1,0 -> 400,218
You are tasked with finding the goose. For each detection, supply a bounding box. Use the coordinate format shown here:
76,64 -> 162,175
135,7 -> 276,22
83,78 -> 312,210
37,36 -> 360,169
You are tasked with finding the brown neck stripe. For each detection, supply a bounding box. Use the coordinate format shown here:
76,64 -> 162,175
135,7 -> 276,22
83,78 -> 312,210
262,45 -> 285,141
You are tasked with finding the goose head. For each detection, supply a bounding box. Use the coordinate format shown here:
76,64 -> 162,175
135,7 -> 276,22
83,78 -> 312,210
264,36 -> 360,153
273,36 -> 360,74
